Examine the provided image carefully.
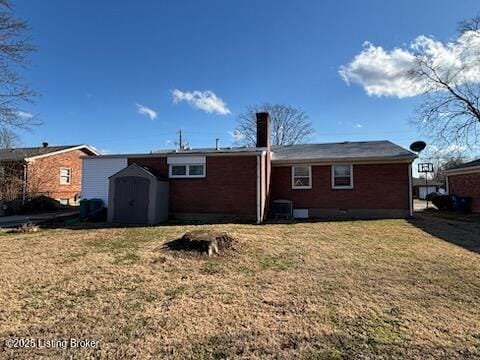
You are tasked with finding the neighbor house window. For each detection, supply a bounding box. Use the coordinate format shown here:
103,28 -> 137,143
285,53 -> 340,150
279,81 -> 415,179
332,164 -> 353,189
60,168 -> 71,185
292,165 -> 311,189
169,164 -> 205,178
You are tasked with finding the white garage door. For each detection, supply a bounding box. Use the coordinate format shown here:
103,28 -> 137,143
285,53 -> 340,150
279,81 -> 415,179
419,186 -> 437,199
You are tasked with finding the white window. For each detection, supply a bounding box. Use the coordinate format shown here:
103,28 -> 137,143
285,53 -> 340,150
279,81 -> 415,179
169,164 -> 205,178
60,168 -> 71,185
332,164 -> 353,189
292,165 -> 311,189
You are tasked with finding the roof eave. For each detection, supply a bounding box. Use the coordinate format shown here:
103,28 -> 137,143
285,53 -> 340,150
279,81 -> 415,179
271,155 -> 417,165
82,149 -> 267,159
445,165 -> 480,175
25,145 -> 99,161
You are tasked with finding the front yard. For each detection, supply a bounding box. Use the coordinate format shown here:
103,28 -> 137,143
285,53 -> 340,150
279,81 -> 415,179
1,214 -> 479,359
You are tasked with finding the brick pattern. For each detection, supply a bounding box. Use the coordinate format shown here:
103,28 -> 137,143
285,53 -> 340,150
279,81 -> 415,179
128,156 -> 258,216
448,172 -> 480,213
270,163 -> 410,210
27,149 -> 87,203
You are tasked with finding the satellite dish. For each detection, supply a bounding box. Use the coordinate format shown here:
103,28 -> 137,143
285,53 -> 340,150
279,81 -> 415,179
409,140 -> 427,153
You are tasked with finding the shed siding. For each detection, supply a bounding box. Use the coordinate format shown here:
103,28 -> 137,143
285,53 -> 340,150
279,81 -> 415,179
447,172 -> 480,213
81,157 -> 127,205
128,156 -> 257,219
270,163 -> 410,213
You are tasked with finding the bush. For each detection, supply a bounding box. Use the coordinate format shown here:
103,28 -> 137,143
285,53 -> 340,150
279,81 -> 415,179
431,195 -> 453,211
425,192 -> 439,201
22,196 -> 61,213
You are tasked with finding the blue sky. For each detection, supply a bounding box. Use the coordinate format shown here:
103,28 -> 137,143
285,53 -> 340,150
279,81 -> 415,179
14,0 -> 478,154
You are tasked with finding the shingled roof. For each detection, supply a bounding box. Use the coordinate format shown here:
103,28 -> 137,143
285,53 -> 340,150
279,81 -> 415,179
447,159 -> 480,170
271,140 -> 416,162
0,145 -> 97,162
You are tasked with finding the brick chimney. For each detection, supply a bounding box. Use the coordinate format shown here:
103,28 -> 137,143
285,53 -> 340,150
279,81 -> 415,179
256,112 -> 270,148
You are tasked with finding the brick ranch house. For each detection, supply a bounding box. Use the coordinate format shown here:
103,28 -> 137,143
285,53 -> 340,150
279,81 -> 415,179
0,144 -> 98,210
81,113 -> 417,224
445,159 -> 480,213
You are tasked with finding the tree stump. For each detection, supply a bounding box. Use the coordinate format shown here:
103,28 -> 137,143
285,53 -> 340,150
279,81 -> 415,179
181,230 -> 235,256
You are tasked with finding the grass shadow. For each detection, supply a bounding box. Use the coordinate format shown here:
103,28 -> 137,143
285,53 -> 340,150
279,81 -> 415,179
409,211 -> 480,254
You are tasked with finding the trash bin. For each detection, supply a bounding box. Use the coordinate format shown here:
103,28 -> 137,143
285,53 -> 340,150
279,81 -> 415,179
79,199 -> 89,219
88,198 -> 104,214
455,196 -> 472,213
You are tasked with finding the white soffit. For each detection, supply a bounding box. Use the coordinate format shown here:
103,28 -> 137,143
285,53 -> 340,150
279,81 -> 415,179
167,156 -> 206,165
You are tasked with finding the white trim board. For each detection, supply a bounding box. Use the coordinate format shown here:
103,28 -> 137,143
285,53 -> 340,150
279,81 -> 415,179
26,145 -> 99,161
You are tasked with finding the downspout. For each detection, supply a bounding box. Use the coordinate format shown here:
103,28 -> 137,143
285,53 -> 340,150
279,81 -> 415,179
446,175 -> 449,195
22,162 -> 28,205
256,154 -> 261,224
408,163 -> 413,217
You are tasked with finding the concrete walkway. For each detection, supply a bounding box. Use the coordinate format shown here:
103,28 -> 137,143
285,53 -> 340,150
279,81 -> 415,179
0,210 -> 78,228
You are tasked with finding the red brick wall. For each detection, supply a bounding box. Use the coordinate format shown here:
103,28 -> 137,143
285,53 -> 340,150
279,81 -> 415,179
448,172 -> 480,213
270,163 -> 410,210
27,149 -> 87,202
128,156 -> 258,216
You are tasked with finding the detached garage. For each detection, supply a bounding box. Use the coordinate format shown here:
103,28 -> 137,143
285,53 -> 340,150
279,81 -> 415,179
107,164 -> 169,224
446,159 -> 480,213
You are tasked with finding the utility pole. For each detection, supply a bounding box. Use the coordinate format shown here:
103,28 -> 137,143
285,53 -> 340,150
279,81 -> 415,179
177,130 -> 183,150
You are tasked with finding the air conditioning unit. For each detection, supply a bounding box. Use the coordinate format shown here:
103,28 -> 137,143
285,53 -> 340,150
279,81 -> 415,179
271,199 -> 293,219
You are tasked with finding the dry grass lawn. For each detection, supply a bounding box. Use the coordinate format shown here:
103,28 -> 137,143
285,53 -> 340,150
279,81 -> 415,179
1,214 -> 479,359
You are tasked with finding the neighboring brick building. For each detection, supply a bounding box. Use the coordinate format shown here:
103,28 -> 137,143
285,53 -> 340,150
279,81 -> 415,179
446,159 -> 480,213
82,113 -> 417,224
0,144 -> 98,209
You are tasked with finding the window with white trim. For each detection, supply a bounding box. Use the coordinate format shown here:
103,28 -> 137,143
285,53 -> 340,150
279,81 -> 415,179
332,164 -> 353,189
59,168 -> 71,185
292,165 -> 311,189
169,164 -> 205,178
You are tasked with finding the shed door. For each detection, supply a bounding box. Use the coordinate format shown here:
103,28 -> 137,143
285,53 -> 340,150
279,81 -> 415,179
113,176 -> 150,224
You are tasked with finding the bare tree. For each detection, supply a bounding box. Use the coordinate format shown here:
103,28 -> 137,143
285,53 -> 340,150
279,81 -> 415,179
417,145 -> 466,183
0,0 -> 37,132
457,14 -> 480,33
409,16 -> 480,150
0,127 -> 23,202
235,103 -> 314,146
0,127 -> 18,148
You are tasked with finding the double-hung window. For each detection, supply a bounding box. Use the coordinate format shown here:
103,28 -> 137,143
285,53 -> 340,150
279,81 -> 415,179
292,165 -> 312,189
332,164 -> 353,189
60,168 -> 71,185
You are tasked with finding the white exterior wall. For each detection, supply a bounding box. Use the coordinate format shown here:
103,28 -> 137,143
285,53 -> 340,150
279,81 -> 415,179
81,157 -> 127,205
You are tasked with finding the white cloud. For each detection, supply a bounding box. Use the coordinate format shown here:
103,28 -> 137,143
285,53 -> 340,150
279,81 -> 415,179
172,89 -> 231,115
354,123 -> 363,128
17,111 -> 33,119
228,130 -> 245,141
136,103 -> 157,120
339,30 -> 480,98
